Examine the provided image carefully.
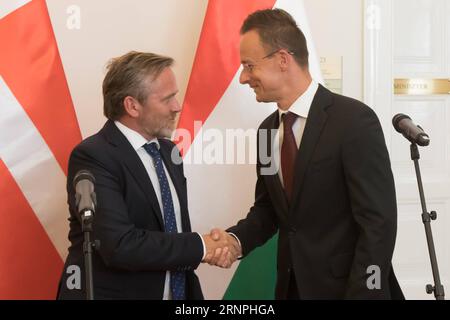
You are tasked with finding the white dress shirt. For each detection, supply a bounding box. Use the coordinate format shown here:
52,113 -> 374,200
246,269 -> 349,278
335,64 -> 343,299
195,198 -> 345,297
114,121 -> 204,300
274,80 -> 319,186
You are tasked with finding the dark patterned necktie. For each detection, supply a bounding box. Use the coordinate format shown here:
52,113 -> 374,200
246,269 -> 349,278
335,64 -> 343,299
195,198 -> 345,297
281,112 -> 299,201
143,142 -> 185,300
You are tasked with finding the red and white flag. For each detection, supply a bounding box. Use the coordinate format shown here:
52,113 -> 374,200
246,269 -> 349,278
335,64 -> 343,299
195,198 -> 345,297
0,0 -> 81,299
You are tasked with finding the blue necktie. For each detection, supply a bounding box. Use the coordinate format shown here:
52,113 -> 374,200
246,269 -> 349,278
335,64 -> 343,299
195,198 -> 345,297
143,142 -> 186,300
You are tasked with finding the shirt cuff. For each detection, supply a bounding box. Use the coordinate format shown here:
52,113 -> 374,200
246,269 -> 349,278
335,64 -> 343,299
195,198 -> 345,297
196,232 -> 207,261
227,232 -> 243,259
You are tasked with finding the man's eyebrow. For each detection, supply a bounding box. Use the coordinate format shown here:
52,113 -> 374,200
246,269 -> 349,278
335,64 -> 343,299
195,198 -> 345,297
162,91 -> 178,101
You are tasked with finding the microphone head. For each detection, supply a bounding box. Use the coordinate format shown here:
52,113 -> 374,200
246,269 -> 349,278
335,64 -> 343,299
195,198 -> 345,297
392,113 -> 411,133
73,169 -> 95,188
392,113 -> 430,146
417,133 -> 430,147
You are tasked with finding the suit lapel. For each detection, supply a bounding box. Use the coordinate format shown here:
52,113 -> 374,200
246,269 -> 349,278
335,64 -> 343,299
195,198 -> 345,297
103,121 -> 165,230
290,85 -> 332,211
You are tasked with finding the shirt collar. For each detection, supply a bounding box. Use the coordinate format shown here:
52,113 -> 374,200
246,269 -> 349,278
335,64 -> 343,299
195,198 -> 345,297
114,120 -> 159,150
278,80 -> 319,122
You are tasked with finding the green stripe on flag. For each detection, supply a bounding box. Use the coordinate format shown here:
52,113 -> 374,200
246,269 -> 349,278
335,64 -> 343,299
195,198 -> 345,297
223,233 -> 278,300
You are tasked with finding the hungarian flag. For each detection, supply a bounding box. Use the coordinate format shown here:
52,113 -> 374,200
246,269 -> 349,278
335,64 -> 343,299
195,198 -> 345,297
178,0 -> 323,299
0,0 -> 81,299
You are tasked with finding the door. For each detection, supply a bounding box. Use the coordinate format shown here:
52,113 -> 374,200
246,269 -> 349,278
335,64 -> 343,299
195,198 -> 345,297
364,0 -> 450,299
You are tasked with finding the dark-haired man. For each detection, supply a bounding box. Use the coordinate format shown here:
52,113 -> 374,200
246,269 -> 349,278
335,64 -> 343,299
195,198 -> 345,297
210,9 -> 404,300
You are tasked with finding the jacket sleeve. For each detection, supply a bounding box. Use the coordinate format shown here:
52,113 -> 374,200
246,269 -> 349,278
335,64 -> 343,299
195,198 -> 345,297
227,127 -> 279,256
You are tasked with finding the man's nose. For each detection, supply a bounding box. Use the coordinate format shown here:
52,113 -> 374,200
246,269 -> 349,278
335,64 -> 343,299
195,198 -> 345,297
239,69 -> 250,84
172,98 -> 182,113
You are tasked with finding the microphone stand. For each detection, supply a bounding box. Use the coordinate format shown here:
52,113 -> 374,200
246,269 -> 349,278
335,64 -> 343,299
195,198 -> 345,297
81,209 -> 96,300
410,143 -> 445,300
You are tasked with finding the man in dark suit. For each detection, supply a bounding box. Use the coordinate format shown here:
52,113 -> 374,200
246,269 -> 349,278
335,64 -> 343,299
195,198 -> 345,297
57,51 -> 238,299
209,9 -> 404,299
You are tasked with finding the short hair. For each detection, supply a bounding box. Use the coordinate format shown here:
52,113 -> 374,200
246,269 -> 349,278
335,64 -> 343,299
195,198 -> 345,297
102,51 -> 174,120
240,8 -> 309,67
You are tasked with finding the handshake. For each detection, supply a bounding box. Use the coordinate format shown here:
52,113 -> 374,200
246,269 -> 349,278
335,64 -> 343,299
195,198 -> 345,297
201,228 -> 242,268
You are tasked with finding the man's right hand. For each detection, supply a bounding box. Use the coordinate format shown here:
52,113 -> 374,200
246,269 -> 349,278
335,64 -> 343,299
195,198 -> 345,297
201,228 -> 241,268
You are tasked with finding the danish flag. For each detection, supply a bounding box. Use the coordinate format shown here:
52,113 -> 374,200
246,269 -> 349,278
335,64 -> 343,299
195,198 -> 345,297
0,0 -> 81,299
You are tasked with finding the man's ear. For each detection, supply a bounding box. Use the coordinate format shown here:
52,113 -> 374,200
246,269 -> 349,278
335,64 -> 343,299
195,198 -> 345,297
123,96 -> 140,118
279,49 -> 291,71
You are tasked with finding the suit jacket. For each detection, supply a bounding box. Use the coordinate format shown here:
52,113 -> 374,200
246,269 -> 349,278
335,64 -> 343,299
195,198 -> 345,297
57,120 -> 204,300
228,85 -> 404,299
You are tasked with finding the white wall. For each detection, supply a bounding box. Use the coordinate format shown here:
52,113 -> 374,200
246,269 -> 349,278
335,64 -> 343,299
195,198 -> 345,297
304,0 -> 363,101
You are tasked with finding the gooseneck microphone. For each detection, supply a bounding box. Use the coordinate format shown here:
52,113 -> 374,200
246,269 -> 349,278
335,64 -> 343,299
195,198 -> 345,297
392,113 -> 430,146
393,114 -> 444,299
73,169 -> 96,216
73,169 -> 97,300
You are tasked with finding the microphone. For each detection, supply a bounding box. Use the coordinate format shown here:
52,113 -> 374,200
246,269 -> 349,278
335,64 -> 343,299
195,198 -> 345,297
73,170 -> 97,217
392,113 -> 430,146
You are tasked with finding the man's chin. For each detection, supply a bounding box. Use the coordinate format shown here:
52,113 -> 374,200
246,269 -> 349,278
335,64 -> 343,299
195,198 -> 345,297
255,95 -> 270,103
156,128 -> 174,139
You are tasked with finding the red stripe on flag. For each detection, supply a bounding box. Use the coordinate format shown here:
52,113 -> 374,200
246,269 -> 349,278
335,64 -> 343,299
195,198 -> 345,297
177,0 -> 276,153
0,0 -> 81,175
0,160 -> 63,299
